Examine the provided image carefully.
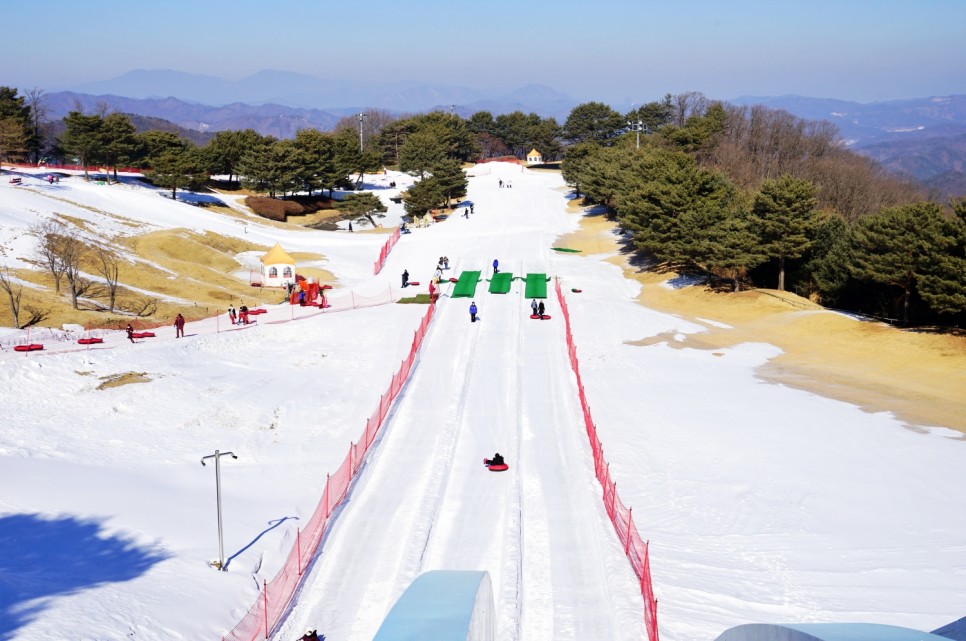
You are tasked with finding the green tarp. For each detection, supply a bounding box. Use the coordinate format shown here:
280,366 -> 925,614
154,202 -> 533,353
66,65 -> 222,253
488,272 -> 513,294
451,271 -> 482,298
524,273 -> 550,299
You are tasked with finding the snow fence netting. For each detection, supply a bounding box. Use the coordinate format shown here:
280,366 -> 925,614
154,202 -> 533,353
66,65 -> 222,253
555,278 -> 660,641
220,299 -> 436,641
373,226 -> 401,275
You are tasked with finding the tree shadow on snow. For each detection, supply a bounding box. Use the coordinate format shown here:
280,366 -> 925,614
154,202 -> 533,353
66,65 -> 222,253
0,513 -> 169,640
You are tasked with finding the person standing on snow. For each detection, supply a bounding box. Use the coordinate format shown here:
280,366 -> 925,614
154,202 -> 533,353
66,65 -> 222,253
402,269 -> 409,288
469,301 -> 478,323
531,299 -> 538,316
126,323 -> 135,343
174,313 -> 186,338
228,305 -> 237,325
537,301 -> 545,318
492,258 -> 499,274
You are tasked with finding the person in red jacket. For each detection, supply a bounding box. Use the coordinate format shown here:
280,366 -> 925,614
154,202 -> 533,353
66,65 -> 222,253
174,313 -> 186,338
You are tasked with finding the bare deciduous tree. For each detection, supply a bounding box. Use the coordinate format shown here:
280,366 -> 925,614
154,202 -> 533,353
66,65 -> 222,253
92,246 -> 121,312
0,266 -> 24,328
34,221 -> 88,309
33,220 -> 69,294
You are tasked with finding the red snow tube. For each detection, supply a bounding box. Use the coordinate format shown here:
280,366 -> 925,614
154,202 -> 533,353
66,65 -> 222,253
408,281 -> 421,286
14,344 -> 44,352
321,284 -> 333,290
529,314 -> 552,320
77,337 -> 103,345
484,458 -> 509,472
132,331 -> 155,338
449,277 -> 458,283
248,308 -> 267,315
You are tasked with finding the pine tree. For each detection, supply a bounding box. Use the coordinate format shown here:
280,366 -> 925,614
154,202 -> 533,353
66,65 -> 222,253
851,203 -> 952,324
750,174 -> 820,291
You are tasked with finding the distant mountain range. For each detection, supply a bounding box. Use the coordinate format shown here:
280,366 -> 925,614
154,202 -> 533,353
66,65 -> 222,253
66,69 -> 578,120
47,70 -> 966,198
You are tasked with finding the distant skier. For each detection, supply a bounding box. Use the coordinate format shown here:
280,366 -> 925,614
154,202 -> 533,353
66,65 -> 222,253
537,301 -> 545,318
530,299 -> 538,316
469,301 -> 478,323
174,313 -> 185,338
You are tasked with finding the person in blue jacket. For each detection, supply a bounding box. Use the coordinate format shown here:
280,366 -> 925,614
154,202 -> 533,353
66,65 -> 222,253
492,258 -> 499,274
469,301 -> 478,322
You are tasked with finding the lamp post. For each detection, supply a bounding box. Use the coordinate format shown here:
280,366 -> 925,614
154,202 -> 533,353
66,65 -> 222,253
357,112 -> 367,152
627,118 -> 646,149
201,449 -> 238,570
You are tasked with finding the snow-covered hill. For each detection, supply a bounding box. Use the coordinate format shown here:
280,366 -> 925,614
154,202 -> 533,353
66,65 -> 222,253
1,163 -> 964,641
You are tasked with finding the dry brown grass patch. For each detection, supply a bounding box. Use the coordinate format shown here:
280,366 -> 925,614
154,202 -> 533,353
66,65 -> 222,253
97,371 -> 152,390
562,202 -> 966,433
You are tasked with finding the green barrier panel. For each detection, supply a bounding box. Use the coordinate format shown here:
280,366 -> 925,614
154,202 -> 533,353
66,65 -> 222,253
524,273 -> 549,299
552,247 -> 582,253
451,271 -> 482,298
488,272 -> 513,294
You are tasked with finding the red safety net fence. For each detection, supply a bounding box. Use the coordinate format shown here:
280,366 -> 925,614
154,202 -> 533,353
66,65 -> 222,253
221,300 -> 436,641
554,279 -> 660,641
373,227 -> 401,275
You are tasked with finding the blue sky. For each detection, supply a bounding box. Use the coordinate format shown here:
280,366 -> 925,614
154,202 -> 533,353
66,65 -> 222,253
5,0 -> 965,104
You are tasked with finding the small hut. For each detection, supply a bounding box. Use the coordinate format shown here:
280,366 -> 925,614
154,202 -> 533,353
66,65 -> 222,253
260,242 -> 295,287
526,148 -> 543,165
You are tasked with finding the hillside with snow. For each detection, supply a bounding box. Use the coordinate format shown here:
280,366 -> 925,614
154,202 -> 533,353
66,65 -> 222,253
1,163 -> 964,641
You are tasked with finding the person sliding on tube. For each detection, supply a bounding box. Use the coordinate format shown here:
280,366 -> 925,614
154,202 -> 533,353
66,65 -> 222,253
537,301 -> 545,318
299,629 -> 323,641
489,452 -> 505,466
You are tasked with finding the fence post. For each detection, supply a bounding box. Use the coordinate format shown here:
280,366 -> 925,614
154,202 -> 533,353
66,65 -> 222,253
324,474 -> 330,517
263,579 -> 268,639
297,528 -> 302,575
625,507 -> 633,555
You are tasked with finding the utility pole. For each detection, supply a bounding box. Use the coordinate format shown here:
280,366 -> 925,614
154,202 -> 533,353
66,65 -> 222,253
627,118 -> 645,149
357,112 -> 368,189
201,449 -> 238,570
357,112 -> 367,152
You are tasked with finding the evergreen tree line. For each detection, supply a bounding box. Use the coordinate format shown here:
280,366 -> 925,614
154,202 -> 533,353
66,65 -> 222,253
3,86 -> 964,324
561,95 -> 965,326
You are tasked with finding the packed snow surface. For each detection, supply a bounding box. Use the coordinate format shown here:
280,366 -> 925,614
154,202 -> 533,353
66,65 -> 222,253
1,163 -> 964,641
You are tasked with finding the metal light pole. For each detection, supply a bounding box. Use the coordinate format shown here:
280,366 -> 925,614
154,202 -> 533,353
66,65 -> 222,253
357,112 -> 367,152
628,118 -> 645,149
201,449 -> 238,570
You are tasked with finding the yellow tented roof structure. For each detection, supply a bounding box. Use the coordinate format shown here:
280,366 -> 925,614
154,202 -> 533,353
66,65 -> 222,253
260,242 -> 295,265
528,148 -> 541,157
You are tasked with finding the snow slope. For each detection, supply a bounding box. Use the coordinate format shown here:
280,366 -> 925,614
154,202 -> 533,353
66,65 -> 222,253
1,162 -> 964,641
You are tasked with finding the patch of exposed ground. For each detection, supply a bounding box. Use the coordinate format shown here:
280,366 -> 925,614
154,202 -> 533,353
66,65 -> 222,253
560,201 -> 966,433
97,371 -> 152,390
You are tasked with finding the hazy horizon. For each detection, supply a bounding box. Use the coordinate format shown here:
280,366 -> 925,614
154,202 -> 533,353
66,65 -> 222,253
5,0 -> 964,106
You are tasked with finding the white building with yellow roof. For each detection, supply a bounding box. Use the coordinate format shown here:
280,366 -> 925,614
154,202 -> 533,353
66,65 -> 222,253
259,242 -> 295,287
526,148 -> 543,165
